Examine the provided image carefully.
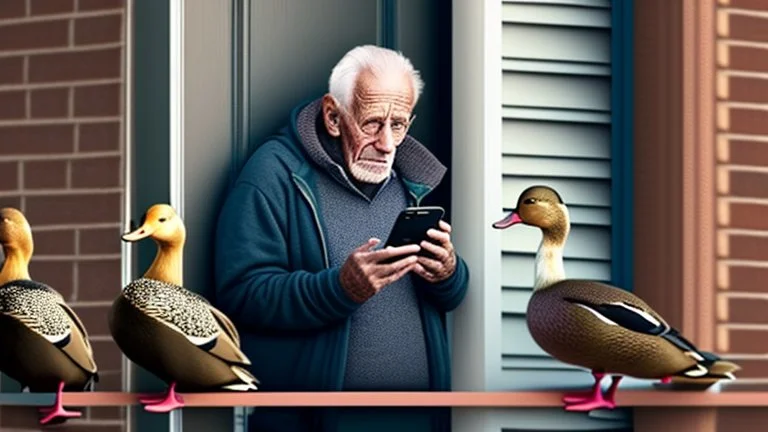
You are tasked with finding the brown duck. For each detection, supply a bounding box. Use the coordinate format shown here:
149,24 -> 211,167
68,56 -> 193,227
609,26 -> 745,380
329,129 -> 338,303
109,204 -> 258,413
492,185 -> 739,411
0,208 -> 98,425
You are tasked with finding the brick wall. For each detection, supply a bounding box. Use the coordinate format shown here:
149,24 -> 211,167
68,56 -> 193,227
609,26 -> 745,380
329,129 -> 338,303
0,0 -> 126,431
715,0 -> 768,383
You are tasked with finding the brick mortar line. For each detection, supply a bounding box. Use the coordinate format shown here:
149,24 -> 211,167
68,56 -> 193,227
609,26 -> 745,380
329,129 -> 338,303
721,164 -> 768,172
0,151 -> 121,162
721,101 -> 768,111
64,420 -> 126,427
721,259 -> 768,268
718,354 -> 768,360
0,78 -> 122,92
0,9 -> 124,27
32,254 -> 121,261
721,7 -> 768,19
32,223 -> 121,232
719,323 -> 768,331
0,42 -> 122,59
719,39 -> 768,49
721,228 -> 768,236
0,187 -> 122,196
72,228 -> 80,300
721,196 -> 768,205
88,335 -> 117,342
0,116 -> 120,127
67,300 -> 115,307
719,292 -> 768,300
719,133 -> 768,142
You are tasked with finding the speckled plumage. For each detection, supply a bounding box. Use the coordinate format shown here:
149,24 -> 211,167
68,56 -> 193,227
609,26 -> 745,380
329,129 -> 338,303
0,280 -> 69,342
121,277 -> 219,341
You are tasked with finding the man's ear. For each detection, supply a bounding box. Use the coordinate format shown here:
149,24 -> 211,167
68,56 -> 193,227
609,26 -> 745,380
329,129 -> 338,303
322,94 -> 342,137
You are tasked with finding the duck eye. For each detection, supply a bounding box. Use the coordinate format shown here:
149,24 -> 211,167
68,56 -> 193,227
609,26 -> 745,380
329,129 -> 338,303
158,218 -> 167,223
523,198 -> 536,205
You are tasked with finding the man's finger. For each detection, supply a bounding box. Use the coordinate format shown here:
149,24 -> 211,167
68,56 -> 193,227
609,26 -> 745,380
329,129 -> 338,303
438,220 -> 451,233
380,261 -> 418,286
371,243 -> 421,261
426,228 -> 450,245
420,240 -> 449,261
417,255 -> 443,273
412,263 -> 435,281
355,238 -> 381,252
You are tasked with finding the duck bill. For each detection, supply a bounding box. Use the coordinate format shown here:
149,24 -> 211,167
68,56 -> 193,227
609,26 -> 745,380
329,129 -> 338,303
492,211 -> 523,229
121,223 -> 156,242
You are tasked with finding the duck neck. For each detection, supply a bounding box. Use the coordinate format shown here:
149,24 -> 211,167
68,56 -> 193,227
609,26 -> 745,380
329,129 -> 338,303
533,228 -> 567,291
0,246 -> 31,285
143,241 -> 183,286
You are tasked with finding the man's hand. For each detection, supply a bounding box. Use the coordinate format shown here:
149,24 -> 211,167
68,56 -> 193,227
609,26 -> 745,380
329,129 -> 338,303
413,220 -> 457,283
339,238 -> 420,303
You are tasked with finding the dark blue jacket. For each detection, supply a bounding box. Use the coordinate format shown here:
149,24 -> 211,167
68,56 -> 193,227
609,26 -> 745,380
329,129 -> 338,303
213,101 -> 469,431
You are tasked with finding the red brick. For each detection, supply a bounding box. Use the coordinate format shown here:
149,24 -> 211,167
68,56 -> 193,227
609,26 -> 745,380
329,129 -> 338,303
26,193 -> 120,225
728,76 -> 768,104
79,0 -> 125,11
78,259 -> 120,301
28,260 -> 74,299
0,196 -> 21,210
727,234 -> 768,260
727,0 -> 768,10
0,57 -> 24,85
29,48 -> 121,83
0,162 -> 19,191
0,0 -> 25,19
91,339 -> 123,370
33,228 -> 76,255
730,140 -> 768,167
729,14 -> 768,44
0,125 -> 74,155
31,87 -> 70,118
728,297 -> 768,324
80,226 -> 121,254
726,359 -> 768,378
729,108 -> 768,134
23,159 -> 67,189
0,406 -> 40,429
729,170 -> 768,199
0,91 -> 25,120
31,0 -> 75,15
79,122 -> 119,152
71,304 -> 110,336
0,20 -> 68,51
729,265 -> 768,293
730,46 -> 768,73
74,83 -> 120,117
728,328 -> 768,353
76,15 -> 123,45
72,156 -> 120,188
729,202 -> 768,230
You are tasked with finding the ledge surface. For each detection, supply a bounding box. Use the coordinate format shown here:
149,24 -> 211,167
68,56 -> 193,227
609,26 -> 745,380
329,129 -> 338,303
1,391 -> 768,408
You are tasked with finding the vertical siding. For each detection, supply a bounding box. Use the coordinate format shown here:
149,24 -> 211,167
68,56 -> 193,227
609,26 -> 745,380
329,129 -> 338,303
499,0 -> 613,390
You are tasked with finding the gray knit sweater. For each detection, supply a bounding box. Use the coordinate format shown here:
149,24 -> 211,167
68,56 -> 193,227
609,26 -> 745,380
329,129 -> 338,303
295,100 -> 430,390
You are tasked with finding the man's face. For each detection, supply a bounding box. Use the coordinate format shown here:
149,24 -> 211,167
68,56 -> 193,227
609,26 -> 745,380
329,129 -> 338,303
335,68 -> 415,184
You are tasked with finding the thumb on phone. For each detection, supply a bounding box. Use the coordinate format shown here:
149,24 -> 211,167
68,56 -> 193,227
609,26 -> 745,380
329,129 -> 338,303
355,237 -> 381,252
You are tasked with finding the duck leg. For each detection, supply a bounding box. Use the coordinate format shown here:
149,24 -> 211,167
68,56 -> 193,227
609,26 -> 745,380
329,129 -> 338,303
563,372 -> 618,411
139,382 -> 185,413
38,381 -> 82,425
562,371 -> 605,403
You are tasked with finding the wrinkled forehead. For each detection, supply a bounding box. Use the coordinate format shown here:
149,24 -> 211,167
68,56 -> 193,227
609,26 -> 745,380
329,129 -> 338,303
352,68 -> 414,114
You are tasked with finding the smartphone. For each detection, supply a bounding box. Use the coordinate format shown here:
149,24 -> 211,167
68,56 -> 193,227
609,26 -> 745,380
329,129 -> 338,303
381,206 -> 445,263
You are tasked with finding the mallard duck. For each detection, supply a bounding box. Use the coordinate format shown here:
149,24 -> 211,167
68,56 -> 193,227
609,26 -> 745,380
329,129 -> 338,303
109,204 -> 258,413
0,208 -> 98,425
492,185 -> 740,411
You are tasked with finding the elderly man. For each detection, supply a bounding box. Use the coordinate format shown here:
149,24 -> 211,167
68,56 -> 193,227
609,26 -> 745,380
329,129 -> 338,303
214,45 -> 469,432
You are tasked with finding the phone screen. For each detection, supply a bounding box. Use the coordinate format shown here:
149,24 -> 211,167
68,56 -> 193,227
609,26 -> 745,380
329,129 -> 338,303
382,207 -> 444,262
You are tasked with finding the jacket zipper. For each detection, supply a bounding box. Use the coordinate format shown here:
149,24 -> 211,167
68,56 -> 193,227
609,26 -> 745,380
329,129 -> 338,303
292,175 -> 330,269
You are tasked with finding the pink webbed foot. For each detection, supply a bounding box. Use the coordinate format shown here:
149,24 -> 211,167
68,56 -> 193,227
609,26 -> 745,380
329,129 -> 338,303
141,382 -> 185,413
562,372 -> 622,411
38,381 -> 82,425
563,371 -> 605,404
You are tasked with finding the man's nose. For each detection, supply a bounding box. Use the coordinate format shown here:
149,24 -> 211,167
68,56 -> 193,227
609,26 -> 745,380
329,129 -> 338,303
375,126 -> 396,153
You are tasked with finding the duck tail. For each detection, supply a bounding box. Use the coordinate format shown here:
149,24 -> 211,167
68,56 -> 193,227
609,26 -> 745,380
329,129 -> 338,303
671,351 -> 740,386
221,365 -> 260,392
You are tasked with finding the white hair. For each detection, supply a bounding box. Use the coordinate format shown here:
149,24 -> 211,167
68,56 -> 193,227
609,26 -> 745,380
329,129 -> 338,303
328,45 -> 424,111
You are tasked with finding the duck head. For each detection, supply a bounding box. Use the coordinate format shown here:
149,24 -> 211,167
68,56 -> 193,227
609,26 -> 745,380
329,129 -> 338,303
492,185 -> 569,236
122,204 -> 186,247
0,208 -> 33,283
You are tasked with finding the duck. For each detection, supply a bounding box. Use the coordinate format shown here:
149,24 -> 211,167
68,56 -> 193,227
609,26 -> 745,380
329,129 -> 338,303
492,185 -> 740,412
0,208 -> 98,425
109,204 -> 259,413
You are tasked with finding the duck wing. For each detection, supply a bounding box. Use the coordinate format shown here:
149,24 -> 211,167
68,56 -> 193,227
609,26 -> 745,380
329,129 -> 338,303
123,278 -> 250,367
0,281 -> 97,375
57,300 -> 98,375
558,280 -> 709,361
